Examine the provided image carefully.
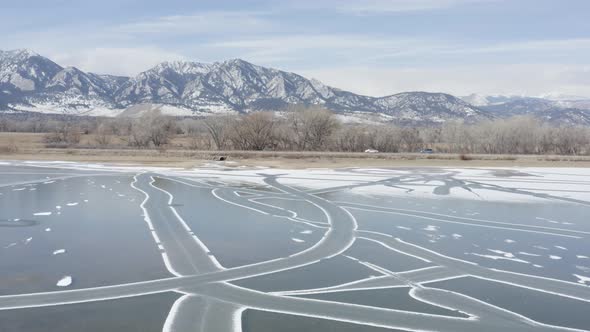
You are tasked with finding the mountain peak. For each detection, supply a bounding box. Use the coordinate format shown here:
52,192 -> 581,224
9,48 -> 582,125
150,60 -> 212,76
1,48 -> 39,58
220,58 -> 252,66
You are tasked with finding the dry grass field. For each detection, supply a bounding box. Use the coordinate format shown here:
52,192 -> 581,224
1,132 -> 590,168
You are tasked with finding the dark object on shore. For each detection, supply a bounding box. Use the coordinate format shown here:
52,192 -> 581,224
459,154 -> 473,161
218,156 -> 227,161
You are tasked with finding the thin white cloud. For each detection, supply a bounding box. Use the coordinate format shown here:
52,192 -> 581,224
206,34 -> 590,66
338,0 -> 478,13
209,34 -> 397,49
443,38 -> 590,55
286,0 -> 494,14
115,11 -> 272,36
358,38 -> 590,64
205,34 -> 435,65
49,47 -> 187,76
300,64 -> 590,97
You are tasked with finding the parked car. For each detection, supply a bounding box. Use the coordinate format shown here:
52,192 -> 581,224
420,148 -> 434,154
364,149 -> 379,153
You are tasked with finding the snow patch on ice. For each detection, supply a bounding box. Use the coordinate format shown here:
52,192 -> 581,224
33,212 -> 52,216
56,276 -> 72,287
423,225 -> 438,232
573,274 -> 590,285
487,249 -> 516,258
470,252 -> 530,264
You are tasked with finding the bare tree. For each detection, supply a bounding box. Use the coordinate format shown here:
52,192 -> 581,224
126,114 -> 152,148
125,111 -> 176,148
203,115 -> 233,150
149,117 -> 176,147
400,128 -> 423,152
127,122 -> 151,148
94,122 -> 112,146
230,112 -> 275,150
553,126 -> 589,155
43,122 -> 81,146
372,125 -> 403,152
287,105 -> 340,150
335,125 -> 371,152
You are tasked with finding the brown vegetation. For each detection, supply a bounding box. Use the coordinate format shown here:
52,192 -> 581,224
1,107 -> 589,159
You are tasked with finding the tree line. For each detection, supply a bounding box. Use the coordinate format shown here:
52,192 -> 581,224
1,106 -> 589,155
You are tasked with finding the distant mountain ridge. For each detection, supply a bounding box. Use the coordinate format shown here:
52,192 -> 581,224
0,49 -> 488,124
1,49 -> 589,125
460,94 -> 590,125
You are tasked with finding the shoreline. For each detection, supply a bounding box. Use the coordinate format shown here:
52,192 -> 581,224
2,149 -> 590,169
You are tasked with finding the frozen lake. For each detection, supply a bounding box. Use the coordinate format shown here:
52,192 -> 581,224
0,161 -> 589,332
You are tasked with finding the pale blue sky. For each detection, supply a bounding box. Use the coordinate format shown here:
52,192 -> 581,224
1,0 -> 589,97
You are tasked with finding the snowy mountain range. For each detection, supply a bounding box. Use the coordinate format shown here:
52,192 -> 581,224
1,49 -> 589,125
460,93 -> 590,125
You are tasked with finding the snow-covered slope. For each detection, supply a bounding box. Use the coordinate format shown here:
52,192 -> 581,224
0,49 -> 62,92
471,96 -> 590,125
1,48 -> 587,125
461,94 -> 590,125
375,92 -> 485,123
0,49 -> 488,123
